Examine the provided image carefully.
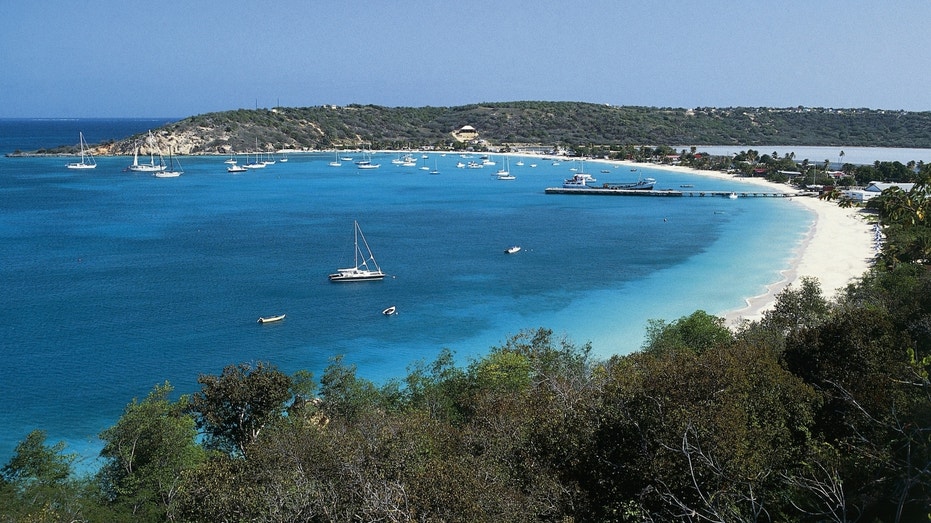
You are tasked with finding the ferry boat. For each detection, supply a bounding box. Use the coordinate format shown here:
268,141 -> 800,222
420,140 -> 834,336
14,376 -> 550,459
603,177 -> 656,191
563,173 -> 597,188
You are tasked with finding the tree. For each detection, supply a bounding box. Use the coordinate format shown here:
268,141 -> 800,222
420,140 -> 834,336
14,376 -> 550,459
98,381 -> 205,520
1,430 -> 73,488
642,310 -> 733,355
783,306 -> 930,520
761,276 -> 831,334
188,362 -> 293,457
318,354 -> 401,423
869,182 -> 931,267
0,430 -> 102,522
587,341 -> 818,521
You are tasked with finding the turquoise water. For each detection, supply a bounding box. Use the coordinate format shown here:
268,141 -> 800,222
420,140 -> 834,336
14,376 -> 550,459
0,121 -> 811,469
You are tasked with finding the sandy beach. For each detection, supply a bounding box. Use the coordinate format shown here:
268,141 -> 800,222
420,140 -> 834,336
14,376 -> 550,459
609,160 -> 878,324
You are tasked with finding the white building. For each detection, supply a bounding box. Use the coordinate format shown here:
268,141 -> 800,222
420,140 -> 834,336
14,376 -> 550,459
843,181 -> 916,203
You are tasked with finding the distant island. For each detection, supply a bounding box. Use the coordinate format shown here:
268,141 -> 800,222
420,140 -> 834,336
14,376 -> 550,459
10,101 -> 931,157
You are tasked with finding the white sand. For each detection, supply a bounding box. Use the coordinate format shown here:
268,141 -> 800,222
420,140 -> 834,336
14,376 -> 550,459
606,160 -> 878,324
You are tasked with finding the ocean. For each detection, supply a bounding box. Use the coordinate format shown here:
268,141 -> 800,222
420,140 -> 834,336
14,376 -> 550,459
0,119 -> 812,471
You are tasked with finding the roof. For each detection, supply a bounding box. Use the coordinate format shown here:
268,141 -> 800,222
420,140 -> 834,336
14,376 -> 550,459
865,181 -> 916,192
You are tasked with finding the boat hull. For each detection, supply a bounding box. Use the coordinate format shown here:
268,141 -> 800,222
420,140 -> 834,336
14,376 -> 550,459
128,164 -> 166,172
328,272 -> 386,282
257,314 -> 286,323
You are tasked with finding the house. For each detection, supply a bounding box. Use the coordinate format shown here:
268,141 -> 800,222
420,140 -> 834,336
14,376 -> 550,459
452,125 -> 478,141
843,181 -> 916,203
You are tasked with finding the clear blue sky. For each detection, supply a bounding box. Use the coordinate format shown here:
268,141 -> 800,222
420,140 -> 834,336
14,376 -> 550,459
2,0 -> 929,118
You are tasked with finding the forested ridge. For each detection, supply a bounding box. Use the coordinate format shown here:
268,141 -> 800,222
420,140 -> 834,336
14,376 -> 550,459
3,172 -> 931,520
23,102 -> 931,157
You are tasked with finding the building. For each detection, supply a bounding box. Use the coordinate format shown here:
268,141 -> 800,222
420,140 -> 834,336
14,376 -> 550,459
452,125 -> 478,142
843,181 -> 916,203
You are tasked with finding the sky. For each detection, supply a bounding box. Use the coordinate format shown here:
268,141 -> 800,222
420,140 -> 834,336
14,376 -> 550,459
2,0 -> 930,118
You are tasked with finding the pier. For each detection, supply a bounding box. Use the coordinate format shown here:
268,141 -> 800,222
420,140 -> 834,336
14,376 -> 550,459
544,187 -> 814,198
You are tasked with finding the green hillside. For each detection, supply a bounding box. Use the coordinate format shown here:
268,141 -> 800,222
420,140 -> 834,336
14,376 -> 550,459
93,102 -> 931,155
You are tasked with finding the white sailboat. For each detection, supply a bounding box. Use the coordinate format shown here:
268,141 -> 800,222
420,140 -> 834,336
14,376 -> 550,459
243,140 -> 266,169
127,131 -> 166,172
355,148 -> 380,169
329,151 -> 342,167
66,132 -> 97,169
328,221 -> 386,282
496,157 -> 515,180
154,147 -> 183,177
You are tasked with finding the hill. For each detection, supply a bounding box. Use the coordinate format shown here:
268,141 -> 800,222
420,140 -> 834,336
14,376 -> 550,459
34,102 -> 931,156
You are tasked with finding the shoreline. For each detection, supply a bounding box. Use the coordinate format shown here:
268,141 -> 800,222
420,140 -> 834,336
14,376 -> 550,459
606,159 -> 877,324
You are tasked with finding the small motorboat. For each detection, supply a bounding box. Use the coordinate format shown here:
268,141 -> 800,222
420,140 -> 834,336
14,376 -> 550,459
257,314 -> 286,324
382,306 -> 396,316
505,246 -> 521,254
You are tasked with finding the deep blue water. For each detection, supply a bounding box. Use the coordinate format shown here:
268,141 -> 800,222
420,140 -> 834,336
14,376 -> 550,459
0,118 -> 177,153
0,120 -> 812,470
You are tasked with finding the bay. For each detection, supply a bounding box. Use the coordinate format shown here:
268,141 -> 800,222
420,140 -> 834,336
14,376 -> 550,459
0,122 -> 812,470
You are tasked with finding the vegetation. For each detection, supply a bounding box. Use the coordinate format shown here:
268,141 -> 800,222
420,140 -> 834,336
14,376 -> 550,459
45,102 -> 931,156
4,159 -> 931,522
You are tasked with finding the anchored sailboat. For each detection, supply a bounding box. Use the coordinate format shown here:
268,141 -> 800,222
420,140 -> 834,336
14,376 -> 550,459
127,131 -> 166,172
328,221 -> 385,282
154,147 -> 183,177
66,132 -> 96,169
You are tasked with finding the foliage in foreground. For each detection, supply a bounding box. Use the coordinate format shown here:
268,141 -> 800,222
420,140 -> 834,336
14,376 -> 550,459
5,185 -> 931,521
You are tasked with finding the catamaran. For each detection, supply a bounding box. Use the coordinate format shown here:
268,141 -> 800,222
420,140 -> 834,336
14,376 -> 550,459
329,221 -> 385,282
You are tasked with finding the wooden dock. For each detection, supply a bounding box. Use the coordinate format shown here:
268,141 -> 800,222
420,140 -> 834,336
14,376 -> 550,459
544,187 -> 813,198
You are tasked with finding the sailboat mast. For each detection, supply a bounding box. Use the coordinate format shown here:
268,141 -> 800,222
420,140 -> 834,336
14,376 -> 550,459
353,221 -> 360,268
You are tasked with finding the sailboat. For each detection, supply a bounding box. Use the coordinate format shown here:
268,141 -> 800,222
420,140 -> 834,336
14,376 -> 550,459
243,139 -> 266,169
496,157 -> 515,180
154,147 -> 183,177
66,132 -> 97,169
429,158 -> 440,175
127,132 -> 166,172
328,221 -> 386,282
355,148 -> 380,169
329,151 -> 342,167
